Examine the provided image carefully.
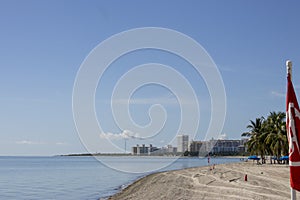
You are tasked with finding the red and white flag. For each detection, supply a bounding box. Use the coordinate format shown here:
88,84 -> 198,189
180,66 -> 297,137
286,72 -> 300,191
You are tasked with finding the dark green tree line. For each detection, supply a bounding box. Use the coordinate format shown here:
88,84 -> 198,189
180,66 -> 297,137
242,111 -> 288,164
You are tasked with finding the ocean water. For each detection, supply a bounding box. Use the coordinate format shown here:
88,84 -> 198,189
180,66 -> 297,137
0,156 -> 240,200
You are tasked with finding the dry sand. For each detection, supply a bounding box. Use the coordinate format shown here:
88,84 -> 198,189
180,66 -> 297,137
109,161 -> 297,200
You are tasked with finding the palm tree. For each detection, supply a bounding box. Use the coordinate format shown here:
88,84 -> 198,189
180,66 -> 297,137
242,117 -> 265,137
243,112 -> 289,165
242,117 -> 267,163
264,112 -> 288,163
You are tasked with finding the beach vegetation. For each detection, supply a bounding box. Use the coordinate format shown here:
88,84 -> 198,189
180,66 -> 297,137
242,111 -> 288,164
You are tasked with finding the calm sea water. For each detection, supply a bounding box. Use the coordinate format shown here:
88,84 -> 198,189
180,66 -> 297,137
0,156 -> 240,200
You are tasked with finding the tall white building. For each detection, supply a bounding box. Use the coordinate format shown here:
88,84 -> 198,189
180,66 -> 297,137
177,134 -> 189,153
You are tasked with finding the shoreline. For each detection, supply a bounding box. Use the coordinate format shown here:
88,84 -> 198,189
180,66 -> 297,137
60,153 -> 249,158
108,162 -> 294,200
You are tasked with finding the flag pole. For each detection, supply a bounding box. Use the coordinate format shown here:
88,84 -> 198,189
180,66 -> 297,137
287,60 -> 296,200
287,60 -> 292,80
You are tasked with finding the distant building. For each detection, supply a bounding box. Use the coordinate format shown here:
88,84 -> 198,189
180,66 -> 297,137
239,138 -> 249,152
148,145 -> 177,155
211,140 -> 241,153
132,145 -> 138,155
199,140 -> 216,153
189,140 -> 203,153
177,134 -> 189,153
166,145 -> 177,154
131,138 -> 247,156
131,144 -> 149,155
131,144 -> 159,155
149,144 -> 160,153
190,139 -> 247,156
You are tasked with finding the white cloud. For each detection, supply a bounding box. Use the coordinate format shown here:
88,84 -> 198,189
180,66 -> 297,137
15,140 -> 69,146
15,140 -> 45,145
99,130 -> 139,140
55,142 -> 69,146
271,91 -> 285,98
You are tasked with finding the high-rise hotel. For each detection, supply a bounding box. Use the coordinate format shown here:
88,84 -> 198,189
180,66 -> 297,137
177,134 -> 189,153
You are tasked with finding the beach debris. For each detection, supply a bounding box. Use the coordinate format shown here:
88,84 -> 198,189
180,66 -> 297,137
229,177 -> 240,182
206,179 -> 216,185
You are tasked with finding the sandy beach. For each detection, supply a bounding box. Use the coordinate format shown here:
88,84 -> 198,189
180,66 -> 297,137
109,161 -> 296,200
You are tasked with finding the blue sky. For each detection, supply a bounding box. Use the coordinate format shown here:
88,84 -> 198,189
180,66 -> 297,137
1,0 -> 300,155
